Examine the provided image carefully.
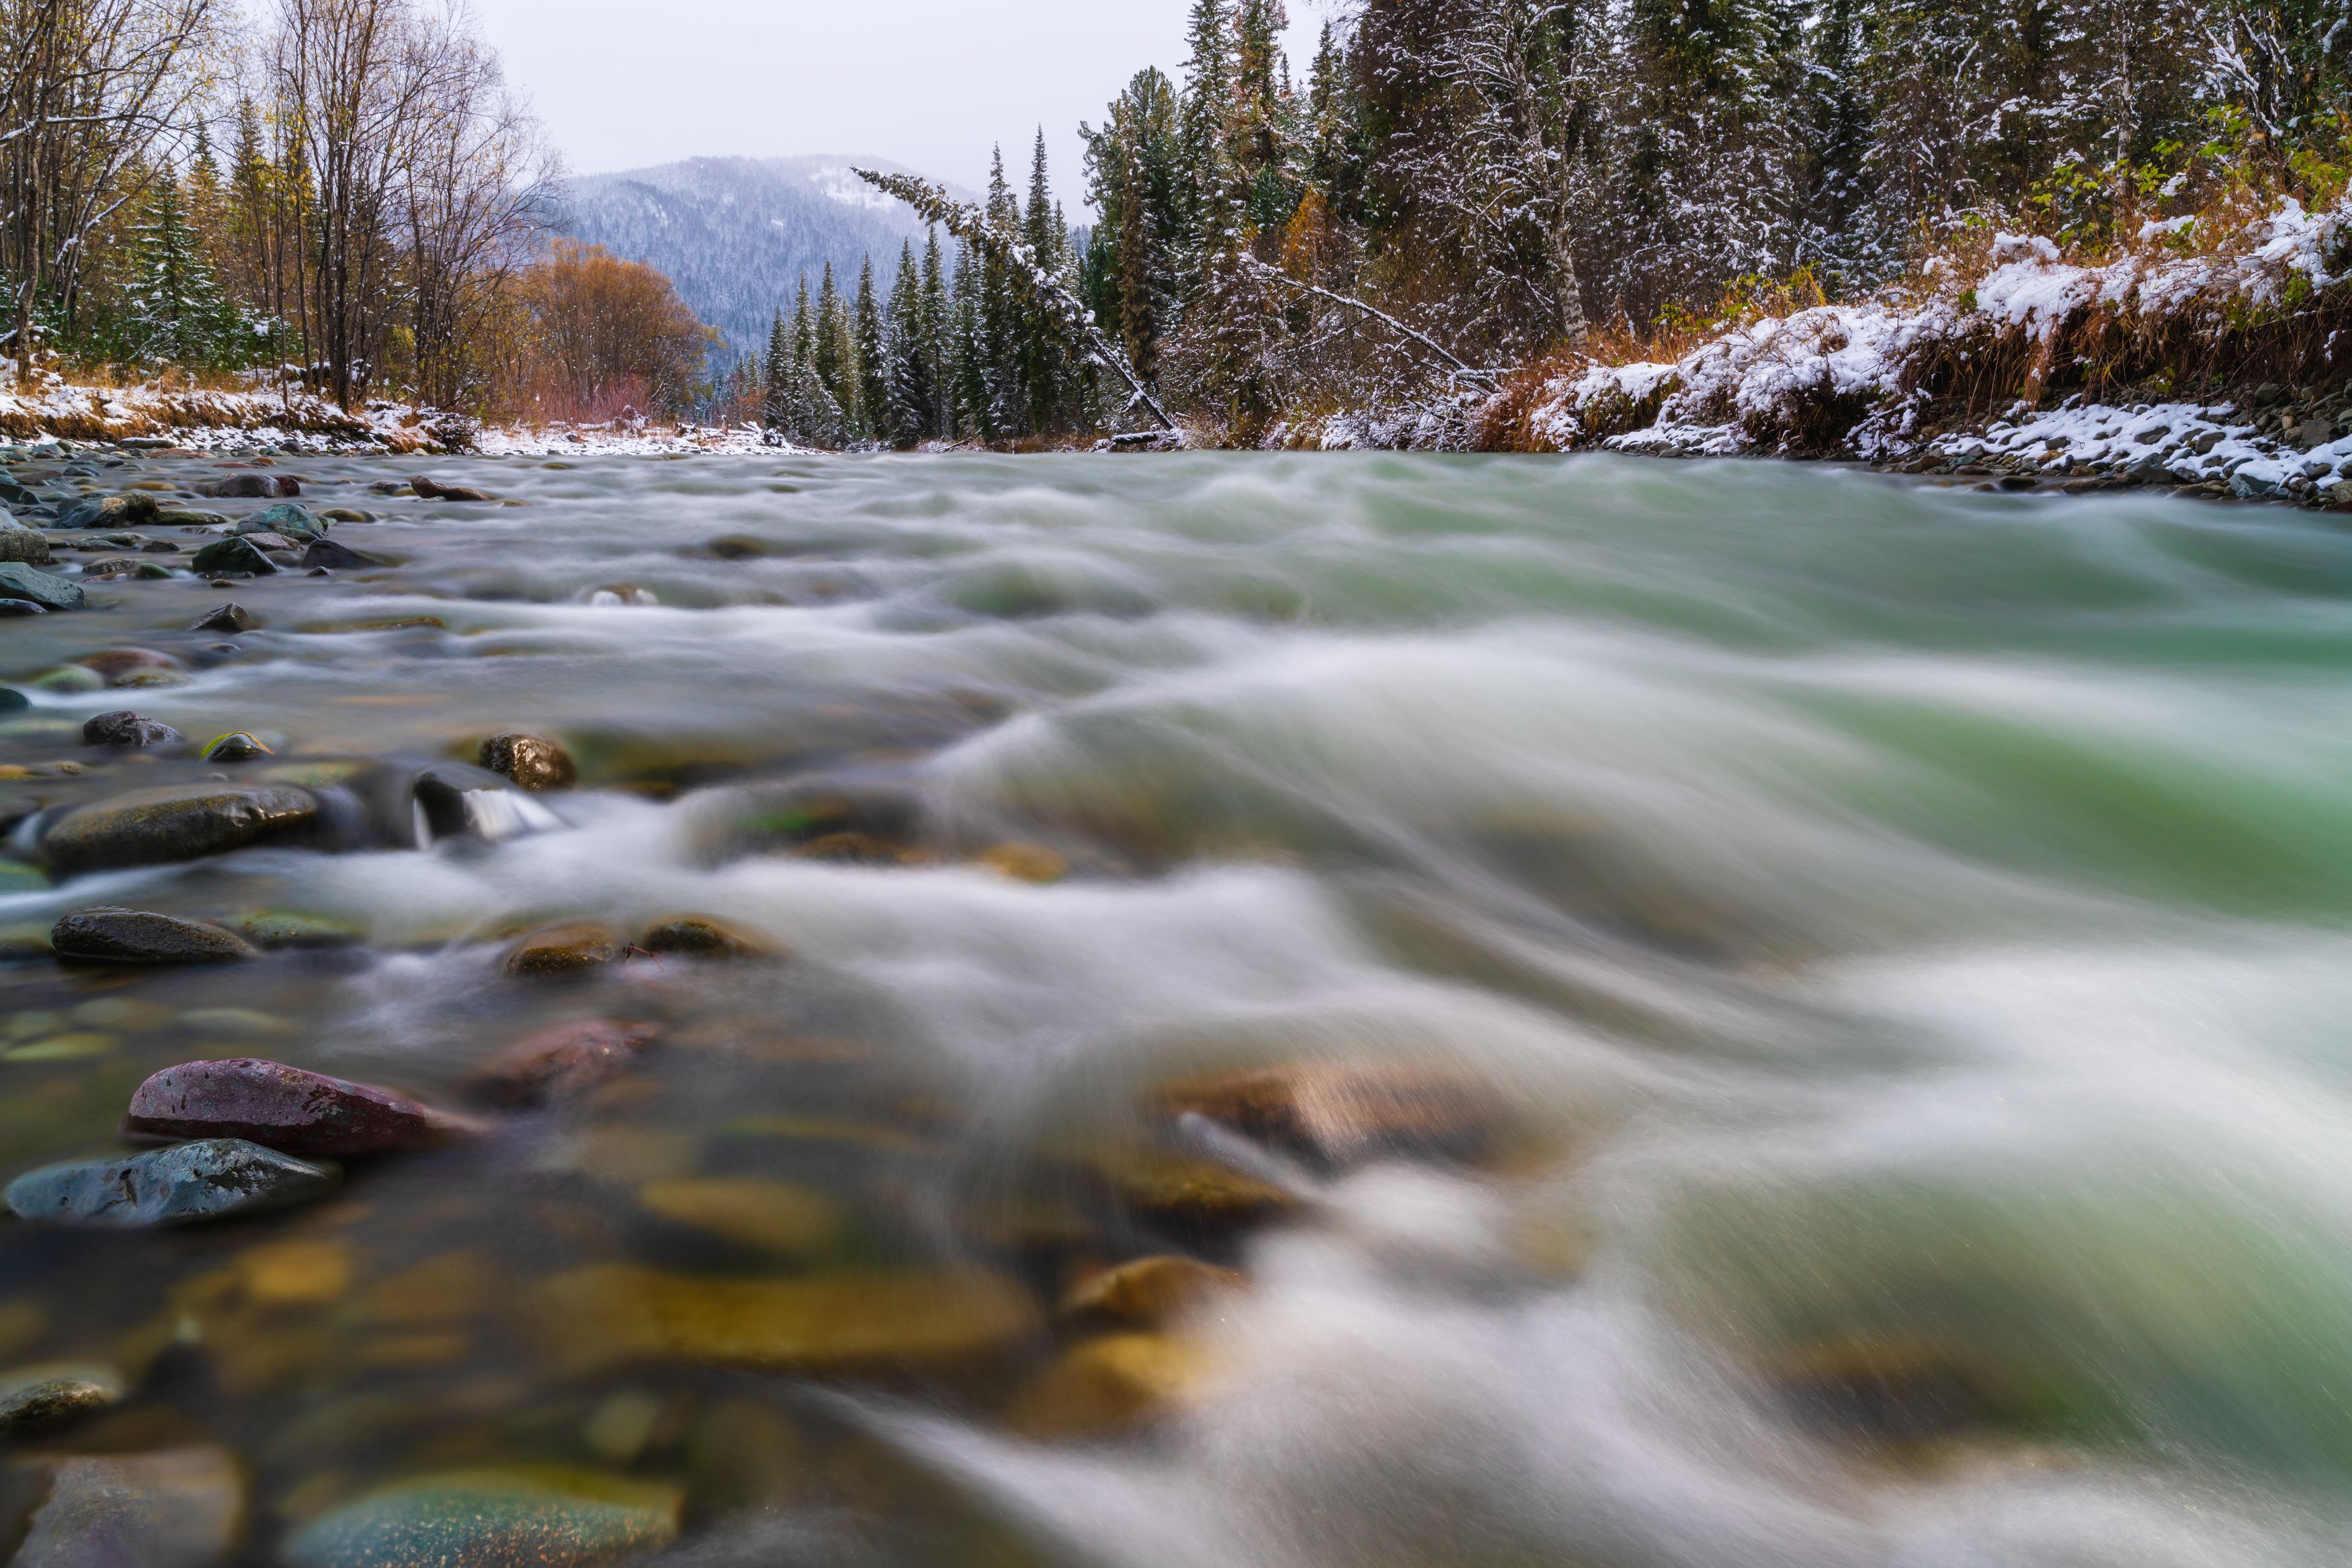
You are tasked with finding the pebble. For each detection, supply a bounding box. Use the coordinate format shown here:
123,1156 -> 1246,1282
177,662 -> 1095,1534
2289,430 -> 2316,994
0,1361 -> 123,1435
9,1446 -> 241,1568
6,1138 -> 338,1226
51,908 -> 258,964
476,732 -> 575,791
1092,1147 -> 1299,1225
471,1017 -> 657,1104
81,711 -> 183,748
503,921 -> 620,975
123,1057 -> 472,1158
42,784 -> 315,874
0,562 -> 85,611
282,1469 -> 680,1568
409,475 -> 493,503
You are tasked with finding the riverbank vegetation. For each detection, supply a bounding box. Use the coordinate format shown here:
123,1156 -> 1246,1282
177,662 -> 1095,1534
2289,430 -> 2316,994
788,0 -> 2352,454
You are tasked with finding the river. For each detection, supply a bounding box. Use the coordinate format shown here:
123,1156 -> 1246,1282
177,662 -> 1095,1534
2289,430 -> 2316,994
1,448 -> 2348,1566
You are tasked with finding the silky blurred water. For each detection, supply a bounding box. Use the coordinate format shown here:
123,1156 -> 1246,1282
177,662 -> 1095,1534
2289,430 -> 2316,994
3,449 -> 2352,1565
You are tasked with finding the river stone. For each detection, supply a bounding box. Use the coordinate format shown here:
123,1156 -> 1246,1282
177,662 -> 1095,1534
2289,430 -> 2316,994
282,1470 -> 680,1568
10,1447 -> 241,1568
302,538 -> 377,571
1006,1332 -> 1224,1439
124,1058 -> 471,1158
5,1138 -> 337,1226
204,474 -> 279,499
52,908 -> 258,963
472,1018 -> 658,1104
0,688 -> 25,712
153,508 -> 229,529
82,711 -> 183,747
0,598 -> 44,617
636,1176 -> 839,1255
0,563 -> 84,610
477,732 -> 575,791
0,478 -> 36,507
410,476 -> 493,503
56,494 -> 153,530
534,1264 -> 1044,1375
503,921 -> 620,976
0,1362 -> 123,1436
42,785 -> 312,876
1148,1062 -> 1509,1167
187,537 -> 275,576
1059,1256 -> 1245,1326
635,916 -> 768,959
237,503 -> 321,539
1093,1148 -> 1298,1225
0,515 -> 52,564
200,733 -> 271,763
188,603 -> 255,634
409,764 -> 557,845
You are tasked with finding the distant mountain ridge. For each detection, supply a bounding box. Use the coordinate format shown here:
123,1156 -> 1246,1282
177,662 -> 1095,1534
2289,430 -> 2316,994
558,156 -> 968,360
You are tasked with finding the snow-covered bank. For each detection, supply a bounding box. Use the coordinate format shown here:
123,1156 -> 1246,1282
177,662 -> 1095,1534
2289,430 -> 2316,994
1464,195 -> 2352,503
0,375 -> 799,456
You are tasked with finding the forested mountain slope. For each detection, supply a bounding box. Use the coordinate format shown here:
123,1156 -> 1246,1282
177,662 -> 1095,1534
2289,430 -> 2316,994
561,157 -> 967,356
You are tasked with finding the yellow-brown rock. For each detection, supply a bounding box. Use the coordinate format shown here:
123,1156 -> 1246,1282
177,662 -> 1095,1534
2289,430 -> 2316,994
1148,1061 -> 1507,1166
532,1265 -> 1043,1375
1006,1333 -> 1224,1439
1093,1149 -> 1297,1225
233,1239 -> 353,1309
503,922 -> 620,976
636,1177 -> 839,1256
636,916 -> 771,959
1059,1256 -> 1245,1326
974,843 -> 1067,884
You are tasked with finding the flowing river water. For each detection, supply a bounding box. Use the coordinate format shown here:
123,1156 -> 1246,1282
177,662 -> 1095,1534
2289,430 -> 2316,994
1,448 -> 2351,1567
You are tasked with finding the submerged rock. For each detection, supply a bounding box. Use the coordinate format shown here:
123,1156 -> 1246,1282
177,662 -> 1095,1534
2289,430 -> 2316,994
123,1057 -> 470,1158
1006,1332 -> 1224,1439
1148,1062 -> 1508,1167
235,911 -> 362,949
6,1138 -> 337,1226
634,916 -> 769,959
407,763 -> 558,846
10,1446 -> 241,1568
187,537 -> 275,577
1093,1148 -> 1298,1226
410,475 -> 493,503
975,842 -> 1069,883
636,1176 -> 839,1256
204,472 -> 284,498
476,732 -> 575,791
81,711 -> 183,748
0,562 -> 85,611
533,1264 -> 1043,1375
282,1469 -> 679,1568
52,908 -> 257,964
471,1018 -> 657,1104
503,921 -> 620,976
302,538 -> 378,571
1059,1256 -> 1245,1326
187,603 -> 255,634
200,733 -> 271,763
0,1362 -> 124,1436
237,502 -> 322,539
42,784 -> 314,875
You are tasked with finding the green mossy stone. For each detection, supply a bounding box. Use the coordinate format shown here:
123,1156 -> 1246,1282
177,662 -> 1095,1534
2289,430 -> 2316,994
281,1469 -> 681,1568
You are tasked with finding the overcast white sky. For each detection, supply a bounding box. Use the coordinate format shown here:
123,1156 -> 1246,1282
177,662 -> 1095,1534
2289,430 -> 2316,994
468,0 -> 1331,210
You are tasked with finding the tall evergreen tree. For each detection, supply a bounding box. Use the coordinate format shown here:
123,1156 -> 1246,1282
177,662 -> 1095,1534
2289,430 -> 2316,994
919,229 -> 953,440
853,254 -> 886,443
763,308 -> 792,437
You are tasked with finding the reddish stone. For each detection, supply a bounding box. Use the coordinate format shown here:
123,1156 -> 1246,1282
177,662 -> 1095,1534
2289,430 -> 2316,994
472,1018 -> 659,1106
124,1057 -> 471,1158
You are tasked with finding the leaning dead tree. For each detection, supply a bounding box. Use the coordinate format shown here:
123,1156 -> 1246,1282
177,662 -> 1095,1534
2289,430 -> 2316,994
852,165 -> 1176,433
1241,256 -> 1499,386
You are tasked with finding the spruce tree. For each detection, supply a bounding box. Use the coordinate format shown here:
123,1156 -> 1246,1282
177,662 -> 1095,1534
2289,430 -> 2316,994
763,308 -> 792,437
919,230 -> 953,440
853,255 -> 886,445
124,172 -> 235,370
882,240 -> 929,447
